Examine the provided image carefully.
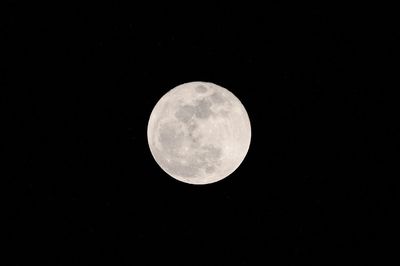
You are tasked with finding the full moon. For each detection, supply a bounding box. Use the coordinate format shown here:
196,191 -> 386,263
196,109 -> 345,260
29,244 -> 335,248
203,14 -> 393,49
147,81 -> 251,185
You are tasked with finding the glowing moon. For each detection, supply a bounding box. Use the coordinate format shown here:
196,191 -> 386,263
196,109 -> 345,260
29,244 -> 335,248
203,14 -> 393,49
147,81 -> 251,185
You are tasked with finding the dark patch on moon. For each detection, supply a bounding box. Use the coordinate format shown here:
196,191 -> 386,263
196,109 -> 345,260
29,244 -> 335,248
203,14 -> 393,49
195,85 -> 207,93
209,92 -> 225,104
174,98 -> 214,122
187,122 -> 197,132
175,104 -> 195,123
194,99 -> 213,119
201,144 -> 222,160
158,122 -> 184,155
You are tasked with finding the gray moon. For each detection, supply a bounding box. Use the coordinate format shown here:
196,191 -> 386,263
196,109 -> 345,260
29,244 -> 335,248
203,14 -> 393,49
147,81 -> 251,185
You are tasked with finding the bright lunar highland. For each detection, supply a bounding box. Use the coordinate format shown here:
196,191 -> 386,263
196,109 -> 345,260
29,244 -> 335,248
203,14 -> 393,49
147,81 -> 251,185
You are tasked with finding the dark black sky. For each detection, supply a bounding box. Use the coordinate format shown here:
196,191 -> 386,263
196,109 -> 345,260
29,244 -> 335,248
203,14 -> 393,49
4,2 -> 397,265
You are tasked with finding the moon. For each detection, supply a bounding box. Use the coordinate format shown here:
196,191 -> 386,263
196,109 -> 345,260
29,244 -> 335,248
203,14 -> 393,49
147,81 -> 251,185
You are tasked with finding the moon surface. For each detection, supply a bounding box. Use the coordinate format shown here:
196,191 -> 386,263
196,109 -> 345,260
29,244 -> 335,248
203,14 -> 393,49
147,81 -> 251,185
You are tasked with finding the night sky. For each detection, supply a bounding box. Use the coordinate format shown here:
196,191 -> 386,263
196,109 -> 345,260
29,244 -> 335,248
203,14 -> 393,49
4,2 -> 396,265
